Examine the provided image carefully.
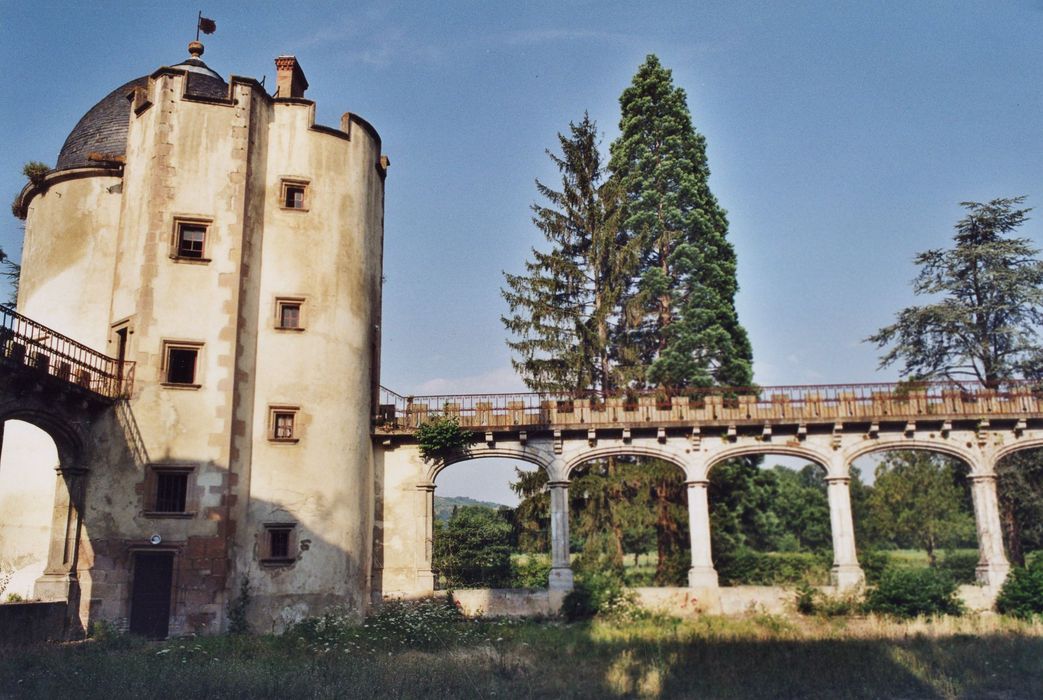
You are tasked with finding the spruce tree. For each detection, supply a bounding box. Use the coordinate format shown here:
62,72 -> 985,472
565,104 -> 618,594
502,114 -> 634,394
609,55 -> 753,389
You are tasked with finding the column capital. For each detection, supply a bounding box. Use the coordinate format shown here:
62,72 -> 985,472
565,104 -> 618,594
683,479 -> 710,487
968,473 -> 997,484
416,482 -> 436,492
824,475 -> 851,485
547,480 -> 570,488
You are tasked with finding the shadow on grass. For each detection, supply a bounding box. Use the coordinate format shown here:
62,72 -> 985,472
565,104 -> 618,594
2,622 -> 1042,699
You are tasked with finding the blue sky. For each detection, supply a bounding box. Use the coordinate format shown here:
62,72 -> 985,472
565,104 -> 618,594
2,2 -> 1041,501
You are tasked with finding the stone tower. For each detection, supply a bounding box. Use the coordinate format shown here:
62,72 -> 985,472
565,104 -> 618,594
4,42 -> 387,636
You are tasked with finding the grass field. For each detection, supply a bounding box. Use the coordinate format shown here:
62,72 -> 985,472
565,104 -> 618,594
3,612 -> 1042,699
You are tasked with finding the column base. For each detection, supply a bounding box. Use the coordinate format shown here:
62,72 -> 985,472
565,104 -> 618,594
34,572 -> 74,602
975,562 -> 1010,589
830,565 -> 865,591
548,566 -> 574,591
688,566 -> 719,589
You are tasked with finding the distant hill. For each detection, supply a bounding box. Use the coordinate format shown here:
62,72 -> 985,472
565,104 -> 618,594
434,495 -> 510,521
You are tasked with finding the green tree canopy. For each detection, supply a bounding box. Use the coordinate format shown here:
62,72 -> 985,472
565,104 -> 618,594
608,54 -> 752,389
502,114 -> 634,395
433,505 -> 513,588
866,452 -> 975,566
769,465 -> 831,552
867,196 -> 1042,564
868,197 -> 1042,387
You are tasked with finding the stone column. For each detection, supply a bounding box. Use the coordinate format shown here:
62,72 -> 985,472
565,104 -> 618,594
547,480 -> 574,590
969,473 -> 1010,588
35,467 -> 87,601
685,479 -> 718,588
415,484 -> 436,594
826,475 -> 865,590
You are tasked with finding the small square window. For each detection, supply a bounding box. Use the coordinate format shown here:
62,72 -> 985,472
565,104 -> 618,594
176,223 -> 207,259
280,180 -> 309,211
145,466 -> 194,517
275,298 -> 305,330
285,186 -> 305,209
274,412 -> 295,439
155,472 -> 188,512
163,342 -> 202,386
269,405 -> 300,442
262,524 -> 296,563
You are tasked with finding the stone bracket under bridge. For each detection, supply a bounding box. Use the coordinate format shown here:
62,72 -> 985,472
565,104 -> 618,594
372,382 -> 1043,605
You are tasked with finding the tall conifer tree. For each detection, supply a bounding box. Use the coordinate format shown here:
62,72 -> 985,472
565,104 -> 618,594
609,55 -> 753,389
502,114 -> 634,394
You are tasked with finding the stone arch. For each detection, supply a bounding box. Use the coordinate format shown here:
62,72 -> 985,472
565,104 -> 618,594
0,403 -> 89,471
993,438 -> 1043,467
425,446 -> 552,484
704,444 -> 833,480
0,395 -> 100,607
843,439 -> 979,474
563,445 -> 689,480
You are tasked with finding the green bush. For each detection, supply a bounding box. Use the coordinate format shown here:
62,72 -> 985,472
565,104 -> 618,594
291,595 -> 475,653
937,551 -> 979,585
561,571 -> 627,622
995,558 -> 1043,619
863,568 -> 963,619
794,582 -> 862,617
717,549 -> 830,586
433,506 -> 512,588
415,417 -> 476,461
859,549 -> 891,584
794,582 -> 816,615
511,554 -> 551,588
22,161 -> 50,188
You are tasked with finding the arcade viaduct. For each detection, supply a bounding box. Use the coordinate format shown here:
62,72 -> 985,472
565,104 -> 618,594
373,383 -> 1043,597
1,306 -> 1042,618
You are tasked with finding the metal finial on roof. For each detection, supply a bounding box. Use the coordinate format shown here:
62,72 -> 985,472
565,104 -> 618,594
188,41 -> 204,58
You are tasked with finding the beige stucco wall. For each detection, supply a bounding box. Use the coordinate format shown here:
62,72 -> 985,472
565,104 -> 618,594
372,443 -> 429,598
238,101 -> 383,631
17,173 -> 122,350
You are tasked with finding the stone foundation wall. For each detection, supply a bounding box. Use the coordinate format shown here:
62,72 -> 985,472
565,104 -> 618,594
0,601 -> 67,646
446,585 -> 1000,618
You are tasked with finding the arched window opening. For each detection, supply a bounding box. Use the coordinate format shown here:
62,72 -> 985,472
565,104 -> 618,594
995,447 -> 1043,568
568,456 -> 689,588
432,457 -> 547,590
850,449 -> 979,586
0,420 -> 60,600
707,455 -> 833,587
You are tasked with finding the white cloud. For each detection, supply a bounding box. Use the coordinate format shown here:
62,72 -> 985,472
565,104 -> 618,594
412,365 -> 526,395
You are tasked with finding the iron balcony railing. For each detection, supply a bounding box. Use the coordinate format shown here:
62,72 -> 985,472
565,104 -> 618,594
376,380 -> 1043,431
0,306 -> 134,399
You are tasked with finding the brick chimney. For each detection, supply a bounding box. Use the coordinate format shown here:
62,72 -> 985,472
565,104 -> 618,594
274,55 -> 309,98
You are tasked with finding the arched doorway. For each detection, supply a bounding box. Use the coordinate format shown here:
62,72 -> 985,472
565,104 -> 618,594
849,448 -> 980,585
0,420 -> 60,599
705,453 -> 835,589
431,457 -> 549,589
564,455 -> 690,588
995,445 -> 1043,568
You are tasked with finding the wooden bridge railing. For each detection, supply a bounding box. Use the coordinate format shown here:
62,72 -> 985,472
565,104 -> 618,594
0,306 -> 133,400
376,381 -> 1043,431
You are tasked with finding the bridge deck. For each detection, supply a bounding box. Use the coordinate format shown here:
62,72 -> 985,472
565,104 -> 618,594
0,306 -> 132,400
376,382 -> 1043,433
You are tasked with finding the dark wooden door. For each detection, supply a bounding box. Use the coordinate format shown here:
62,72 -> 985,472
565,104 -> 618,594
129,552 -> 174,638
